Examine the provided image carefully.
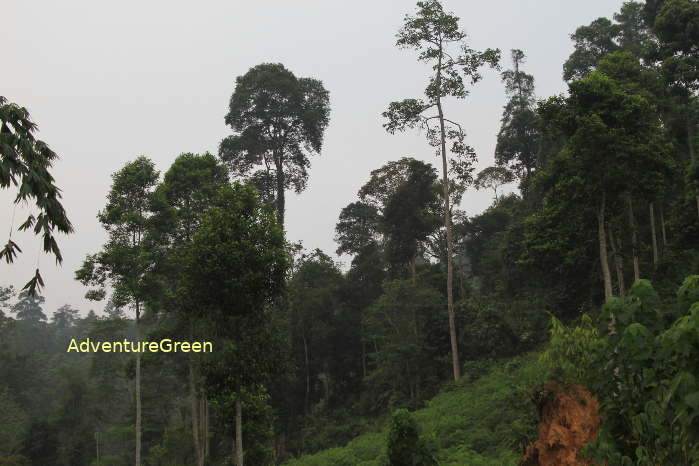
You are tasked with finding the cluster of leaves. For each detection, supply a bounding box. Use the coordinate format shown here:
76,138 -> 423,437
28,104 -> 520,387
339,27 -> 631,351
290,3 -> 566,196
0,96 -> 73,294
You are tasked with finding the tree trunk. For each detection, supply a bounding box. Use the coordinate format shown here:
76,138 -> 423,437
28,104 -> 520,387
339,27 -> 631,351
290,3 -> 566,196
302,333 -> 310,416
189,356 -> 204,466
597,194 -> 613,300
659,203 -> 667,247
436,51 -> 460,381
608,225 -> 625,297
275,155 -> 286,228
650,202 -> 659,269
628,196 -> 640,282
135,305 -> 142,466
204,398 -> 210,459
235,398 -> 244,466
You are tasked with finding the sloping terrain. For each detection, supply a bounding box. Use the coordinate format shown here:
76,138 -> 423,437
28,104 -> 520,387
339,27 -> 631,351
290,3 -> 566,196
285,354 -> 550,466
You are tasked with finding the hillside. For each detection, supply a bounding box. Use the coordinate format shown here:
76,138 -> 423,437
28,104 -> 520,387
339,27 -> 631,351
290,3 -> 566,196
285,354 -> 548,466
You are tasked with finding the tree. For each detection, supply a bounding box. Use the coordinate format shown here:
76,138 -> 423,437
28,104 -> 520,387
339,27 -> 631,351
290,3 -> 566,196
386,409 -> 436,466
494,49 -> 539,189
181,183 -> 288,466
474,166 -> 514,201
541,71 -> 671,300
336,158 -> 441,280
562,2 -> 650,82
644,0 -> 699,91
363,280 -> 444,412
381,161 -> 441,280
219,63 -> 331,228
644,0 -> 699,215
75,156 -> 160,466
0,286 -> 15,318
383,0 -> 500,380
287,250 -> 344,418
11,290 -> 46,322
148,152 -> 229,466
335,201 -> 381,257
51,304 -> 79,329
0,96 -> 73,294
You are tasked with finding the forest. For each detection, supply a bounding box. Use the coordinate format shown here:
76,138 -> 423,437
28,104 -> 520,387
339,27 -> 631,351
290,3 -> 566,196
2,0 -> 699,465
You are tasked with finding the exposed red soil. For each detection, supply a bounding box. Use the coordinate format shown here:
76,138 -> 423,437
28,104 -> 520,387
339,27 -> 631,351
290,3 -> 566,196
520,380 -> 603,466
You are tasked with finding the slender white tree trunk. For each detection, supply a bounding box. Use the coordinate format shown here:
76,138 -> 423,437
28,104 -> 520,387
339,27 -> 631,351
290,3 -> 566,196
436,50 -> 460,381
608,225 -> 625,297
628,197 -> 640,282
598,194 -> 613,300
135,304 -> 142,466
659,203 -> 668,247
650,202 -> 659,269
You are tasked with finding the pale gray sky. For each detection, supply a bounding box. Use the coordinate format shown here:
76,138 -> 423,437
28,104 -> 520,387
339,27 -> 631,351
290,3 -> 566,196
2,0 -> 626,317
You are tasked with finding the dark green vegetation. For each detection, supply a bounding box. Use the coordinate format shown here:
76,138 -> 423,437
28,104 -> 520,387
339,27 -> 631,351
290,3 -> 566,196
2,0 -> 699,464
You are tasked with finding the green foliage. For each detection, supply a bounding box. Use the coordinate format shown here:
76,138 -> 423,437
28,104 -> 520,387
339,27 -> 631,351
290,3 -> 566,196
387,409 -> 436,466
0,390 -> 29,456
362,280 -> 444,413
545,277 -> 699,465
540,314 -> 605,387
219,62 -> 331,226
0,96 -> 73,293
495,49 -> 539,185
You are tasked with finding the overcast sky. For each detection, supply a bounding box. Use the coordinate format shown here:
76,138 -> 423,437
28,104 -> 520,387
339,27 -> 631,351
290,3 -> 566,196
3,0 -> 627,317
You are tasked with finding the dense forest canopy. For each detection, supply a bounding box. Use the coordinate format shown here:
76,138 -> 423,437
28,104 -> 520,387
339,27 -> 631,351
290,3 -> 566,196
3,0 -> 699,465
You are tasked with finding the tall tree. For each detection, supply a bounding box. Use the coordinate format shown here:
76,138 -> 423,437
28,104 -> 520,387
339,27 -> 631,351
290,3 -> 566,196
182,183 -> 288,466
382,0 -> 500,380
540,71 -> 671,300
494,50 -> 539,190
0,96 -> 73,294
219,63 -> 331,228
148,152 -> 229,466
75,156 -> 160,466
644,0 -> 699,215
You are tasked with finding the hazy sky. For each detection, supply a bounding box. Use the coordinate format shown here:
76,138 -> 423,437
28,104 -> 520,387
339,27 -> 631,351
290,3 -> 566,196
3,0 -> 626,317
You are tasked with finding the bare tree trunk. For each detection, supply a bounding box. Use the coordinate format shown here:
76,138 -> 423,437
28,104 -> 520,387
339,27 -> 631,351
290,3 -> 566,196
650,202 -> 659,269
204,398 -> 209,459
235,398 -> 244,466
659,203 -> 667,247
608,225 -> 626,297
597,194 -> 613,300
628,196 -> 640,282
135,305 -> 142,466
436,52 -> 460,381
302,333 -> 310,415
189,356 -> 204,466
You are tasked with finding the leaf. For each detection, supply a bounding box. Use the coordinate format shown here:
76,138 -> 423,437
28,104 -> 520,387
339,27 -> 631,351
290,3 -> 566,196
21,268 -> 45,296
0,239 -> 22,263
